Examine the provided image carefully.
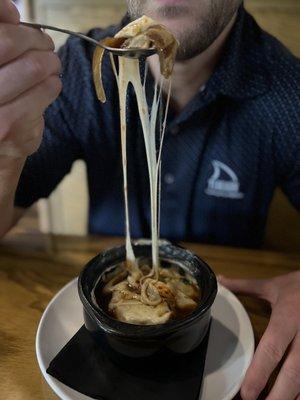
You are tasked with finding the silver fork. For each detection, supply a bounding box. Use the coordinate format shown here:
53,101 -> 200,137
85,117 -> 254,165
20,22 -> 156,59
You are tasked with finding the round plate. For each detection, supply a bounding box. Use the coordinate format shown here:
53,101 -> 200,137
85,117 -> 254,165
36,280 -> 254,400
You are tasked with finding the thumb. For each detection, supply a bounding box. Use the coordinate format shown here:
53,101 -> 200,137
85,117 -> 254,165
0,0 -> 20,24
218,275 -> 270,300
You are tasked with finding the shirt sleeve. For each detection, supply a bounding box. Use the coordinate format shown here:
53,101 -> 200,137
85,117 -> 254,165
274,83 -> 300,210
14,35 -> 94,208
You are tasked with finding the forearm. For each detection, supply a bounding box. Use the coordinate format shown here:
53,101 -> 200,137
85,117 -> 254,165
0,156 -> 25,237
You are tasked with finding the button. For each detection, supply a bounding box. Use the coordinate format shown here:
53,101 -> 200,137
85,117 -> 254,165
170,125 -> 180,135
164,173 -> 175,185
199,84 -> 206,93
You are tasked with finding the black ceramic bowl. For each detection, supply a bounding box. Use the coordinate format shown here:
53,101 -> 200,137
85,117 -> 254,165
78,240 -> 217,358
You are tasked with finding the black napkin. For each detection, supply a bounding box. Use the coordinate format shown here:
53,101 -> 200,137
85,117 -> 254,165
47,324 -> 211,400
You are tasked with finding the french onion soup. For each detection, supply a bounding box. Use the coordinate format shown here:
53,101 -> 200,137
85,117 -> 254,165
92,16 -> 201,325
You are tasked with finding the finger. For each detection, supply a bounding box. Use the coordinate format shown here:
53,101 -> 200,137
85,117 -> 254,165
241,313 -> 296,400
0,116 -> 45,157
0,74 -> 62,133
0,50 -> 61,105
12,74 -> 62,117
266,334 -> 300,400
0,0 -> 20,24
0,23 -> 54,65
218,275 -> 270,300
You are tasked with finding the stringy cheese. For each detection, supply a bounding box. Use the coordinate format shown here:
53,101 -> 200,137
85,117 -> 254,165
91,17 -> 202,325
111,54 -> 171,276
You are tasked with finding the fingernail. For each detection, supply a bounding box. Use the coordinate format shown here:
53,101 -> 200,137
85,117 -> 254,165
217,274 -> 225,282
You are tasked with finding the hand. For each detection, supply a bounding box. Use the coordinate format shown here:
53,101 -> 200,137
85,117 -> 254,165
0,0 -> 62,159
219,271 -> 300,400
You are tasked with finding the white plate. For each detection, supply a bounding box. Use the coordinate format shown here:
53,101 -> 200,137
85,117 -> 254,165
36,280 -> 254,400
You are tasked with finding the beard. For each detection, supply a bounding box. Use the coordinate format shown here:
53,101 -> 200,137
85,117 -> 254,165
126,0 -> 242,60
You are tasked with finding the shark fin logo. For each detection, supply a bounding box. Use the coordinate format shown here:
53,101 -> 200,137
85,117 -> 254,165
205,160 -> 244,199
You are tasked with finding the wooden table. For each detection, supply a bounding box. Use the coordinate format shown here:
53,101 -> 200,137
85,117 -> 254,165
0,233 -> 299,400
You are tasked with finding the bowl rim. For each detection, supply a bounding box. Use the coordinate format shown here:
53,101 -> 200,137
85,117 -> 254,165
78,241 -> 218,339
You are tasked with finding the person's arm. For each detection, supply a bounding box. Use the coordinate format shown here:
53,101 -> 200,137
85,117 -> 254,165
13,26 -> 97,215
219,273 -> 300,400
0,157 -> 26,237
0,0 -> 62,237
275,78 -> 300,211
219,82 -> 300,400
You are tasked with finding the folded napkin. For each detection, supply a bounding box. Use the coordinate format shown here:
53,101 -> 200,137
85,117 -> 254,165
47,324 -> 211,400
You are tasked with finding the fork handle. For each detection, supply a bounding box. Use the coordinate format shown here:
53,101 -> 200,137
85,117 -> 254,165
20,21 -> 104,49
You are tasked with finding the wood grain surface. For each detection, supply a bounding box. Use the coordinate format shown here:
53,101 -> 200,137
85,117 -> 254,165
0,233 -> 299,399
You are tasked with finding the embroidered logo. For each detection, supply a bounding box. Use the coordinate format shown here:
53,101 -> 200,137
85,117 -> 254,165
205,160 -> 244,199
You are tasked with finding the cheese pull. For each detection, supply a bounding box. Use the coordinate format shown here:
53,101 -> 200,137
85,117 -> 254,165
93,15 -> 179,102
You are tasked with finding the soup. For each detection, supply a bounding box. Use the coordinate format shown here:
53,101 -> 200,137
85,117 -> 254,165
92,259 -> 201,325
92,16 -> 201,325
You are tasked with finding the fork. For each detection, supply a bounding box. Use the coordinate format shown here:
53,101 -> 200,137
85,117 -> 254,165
20,22 -> 156,59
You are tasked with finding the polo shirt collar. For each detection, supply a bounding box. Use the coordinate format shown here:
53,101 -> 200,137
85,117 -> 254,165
115,6 -> 271,128
119,6 -> 271,101
207,5 -> 271,99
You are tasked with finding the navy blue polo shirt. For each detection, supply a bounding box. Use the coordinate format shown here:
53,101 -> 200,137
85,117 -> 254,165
15,6 -> 300,248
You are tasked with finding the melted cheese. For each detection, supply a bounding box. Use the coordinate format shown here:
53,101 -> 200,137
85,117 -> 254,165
110,54 -> 171,276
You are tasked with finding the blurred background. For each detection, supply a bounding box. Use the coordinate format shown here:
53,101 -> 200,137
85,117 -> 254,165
11,0 -> 300,252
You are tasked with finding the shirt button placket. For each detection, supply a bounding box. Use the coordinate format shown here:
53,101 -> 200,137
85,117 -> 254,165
164,173 -> 175,185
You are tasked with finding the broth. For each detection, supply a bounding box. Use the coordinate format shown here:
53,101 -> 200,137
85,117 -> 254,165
92,259 -> 201,325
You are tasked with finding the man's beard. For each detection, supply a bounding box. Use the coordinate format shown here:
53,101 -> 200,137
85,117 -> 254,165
127,0 -> 242,60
